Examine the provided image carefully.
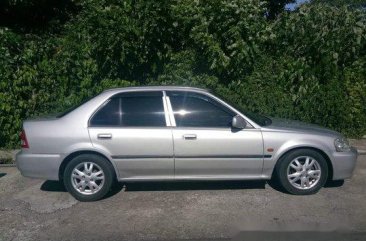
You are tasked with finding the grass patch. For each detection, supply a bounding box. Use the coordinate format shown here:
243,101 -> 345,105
0,157 -> 14,165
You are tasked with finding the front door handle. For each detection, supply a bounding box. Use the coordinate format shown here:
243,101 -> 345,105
97,133 -> 112,139
183,134 -> 197,140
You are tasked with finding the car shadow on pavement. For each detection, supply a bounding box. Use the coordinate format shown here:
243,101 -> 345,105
40,180 -> 125,200
123,180 -> 266,192
39,180 -> 266,200
41,180 -> 67,192
39,179 -> 345,199
267,179 -> 345,194
0,173 -> 6,178
324,180 -> 344,188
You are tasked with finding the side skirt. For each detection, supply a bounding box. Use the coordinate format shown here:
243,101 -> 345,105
117,175 -> 271,182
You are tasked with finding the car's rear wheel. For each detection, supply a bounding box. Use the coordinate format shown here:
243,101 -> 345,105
63,154 -> 114,202
275,149 -> 328,195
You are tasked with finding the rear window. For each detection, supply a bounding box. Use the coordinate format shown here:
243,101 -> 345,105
89,91 -> 166,127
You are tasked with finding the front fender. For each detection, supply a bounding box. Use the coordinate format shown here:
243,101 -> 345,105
261,131 -> 335,179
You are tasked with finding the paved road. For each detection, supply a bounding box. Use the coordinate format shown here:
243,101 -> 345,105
0,155 -> 365,241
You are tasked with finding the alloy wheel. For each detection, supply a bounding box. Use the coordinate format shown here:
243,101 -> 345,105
286,156 -> 321,190
71,162 -> 105,195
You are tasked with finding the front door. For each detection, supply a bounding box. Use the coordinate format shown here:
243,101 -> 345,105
166,91 -> 264,179
88,91 -> 174,180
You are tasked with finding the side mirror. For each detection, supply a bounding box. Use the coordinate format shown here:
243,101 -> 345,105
232,115 -> 247,129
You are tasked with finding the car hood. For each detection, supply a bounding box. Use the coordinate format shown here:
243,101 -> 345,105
264,117 -> 341,137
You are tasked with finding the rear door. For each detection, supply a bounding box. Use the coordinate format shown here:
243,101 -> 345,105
88,91 -> 174,180
166,91 -> 264,179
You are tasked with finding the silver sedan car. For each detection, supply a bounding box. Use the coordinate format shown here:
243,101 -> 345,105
16,86 -> 358,201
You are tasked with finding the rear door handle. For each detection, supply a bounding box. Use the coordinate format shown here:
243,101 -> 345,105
183,134 -> 197,140
97,133 -> 112,139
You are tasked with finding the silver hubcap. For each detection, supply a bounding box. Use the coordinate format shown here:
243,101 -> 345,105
287,156 -> 321,190
71,162 -> 105,195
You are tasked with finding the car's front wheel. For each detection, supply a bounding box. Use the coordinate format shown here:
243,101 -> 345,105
63,154 -> 115,201
275,149 -> 328,195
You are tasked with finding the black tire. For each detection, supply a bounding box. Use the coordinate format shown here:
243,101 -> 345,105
63,154 -> 115,202
274,149 -> 328,195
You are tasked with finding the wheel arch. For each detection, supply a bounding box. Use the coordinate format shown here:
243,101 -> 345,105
272,146 -> 334,181
59,150 -> 118,181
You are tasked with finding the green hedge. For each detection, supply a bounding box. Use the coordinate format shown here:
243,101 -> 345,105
0,0 -> 365,148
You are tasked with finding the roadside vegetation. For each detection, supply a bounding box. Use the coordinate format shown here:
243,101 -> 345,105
0,149 -> 14,164
0,0 -> 365,148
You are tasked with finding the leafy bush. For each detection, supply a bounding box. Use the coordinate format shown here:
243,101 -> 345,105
0,0 -> 365,148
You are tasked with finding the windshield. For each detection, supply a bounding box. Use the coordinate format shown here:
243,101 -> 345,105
212,92 -> 272,126
240,110 -> 272,126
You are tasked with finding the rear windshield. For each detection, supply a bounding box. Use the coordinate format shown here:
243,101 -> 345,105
56,97 -> 93,118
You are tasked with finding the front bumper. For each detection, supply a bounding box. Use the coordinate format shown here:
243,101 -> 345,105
331,147 -> 358,180
16,151 -> 62,181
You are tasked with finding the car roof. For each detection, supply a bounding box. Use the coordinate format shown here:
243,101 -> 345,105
103,86 -> 210,93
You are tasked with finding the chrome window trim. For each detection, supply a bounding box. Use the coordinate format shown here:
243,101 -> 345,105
162,91 -> 172,127
165,96 -> 176,127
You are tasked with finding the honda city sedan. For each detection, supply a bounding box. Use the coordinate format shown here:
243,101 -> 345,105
16,86 -> 358,201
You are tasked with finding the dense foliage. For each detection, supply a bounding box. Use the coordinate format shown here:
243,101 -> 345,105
0,0 -> 365,148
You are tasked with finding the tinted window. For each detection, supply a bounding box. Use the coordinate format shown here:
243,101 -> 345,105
90,91 -> 166,127
120,95 -> 165,127
90,98 -> 120,126
168,91 -> 234,128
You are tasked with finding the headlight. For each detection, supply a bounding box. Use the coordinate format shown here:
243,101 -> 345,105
334,137 -> 351,152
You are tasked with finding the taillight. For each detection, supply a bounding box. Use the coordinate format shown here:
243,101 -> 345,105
20,130 -> 29,148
